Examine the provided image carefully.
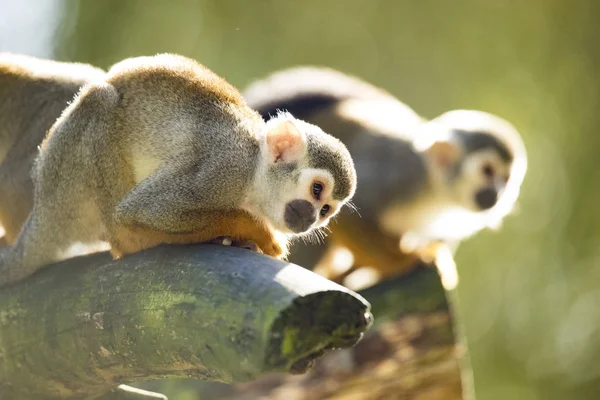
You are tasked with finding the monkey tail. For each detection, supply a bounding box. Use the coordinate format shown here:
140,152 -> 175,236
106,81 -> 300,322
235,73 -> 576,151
243,66 -> 395,121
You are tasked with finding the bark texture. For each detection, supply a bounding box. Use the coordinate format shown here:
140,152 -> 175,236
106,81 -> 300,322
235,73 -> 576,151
138,266 -> 468,400
0,244 -> 372,399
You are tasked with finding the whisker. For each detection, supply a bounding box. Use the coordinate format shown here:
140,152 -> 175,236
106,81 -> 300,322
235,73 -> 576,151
301,230 -> 318,245
317,227 -> 330,242
345,200 -> 361,217
306,226 -> 328,245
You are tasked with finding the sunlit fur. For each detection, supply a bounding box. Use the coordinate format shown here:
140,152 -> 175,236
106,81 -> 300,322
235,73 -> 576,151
431,110 -> 527,230
244,111 -> 356,237
333,97 -> 528,245
242,65 -> 527,290
399,109 -> 527,244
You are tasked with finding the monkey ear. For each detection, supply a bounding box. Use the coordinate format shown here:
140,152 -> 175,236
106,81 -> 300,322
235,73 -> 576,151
266,119 -> 307,163
428,140 -> 460,171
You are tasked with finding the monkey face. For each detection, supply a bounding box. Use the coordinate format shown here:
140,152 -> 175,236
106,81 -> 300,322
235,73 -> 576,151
452,149 -> 511,212
254,165 -> 345,235
428,109 -> 527,217
281,168 -> 345,234
408,109 -> 527,240
257,112 -> 356,236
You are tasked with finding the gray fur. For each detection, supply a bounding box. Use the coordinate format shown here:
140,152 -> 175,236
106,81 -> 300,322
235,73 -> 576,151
0,54 -> 357,287
244,67 -> 428,224
0,54 -> 263,285
0,53 -> 105,161
0,81 -> 119,283
306,126 -> 356,201
446,129 -> 514,183
0,53 -> 105,243
453,129 -> 513,162
267,162 -> 300,189
243,66 -> 525,277
244,66 -> 396,122
266,110 -> 356,202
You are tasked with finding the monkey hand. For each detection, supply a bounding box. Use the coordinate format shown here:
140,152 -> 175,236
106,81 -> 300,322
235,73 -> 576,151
209,236 -> 262,253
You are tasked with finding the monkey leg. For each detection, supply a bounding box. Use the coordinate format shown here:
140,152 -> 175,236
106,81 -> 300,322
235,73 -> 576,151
318,222 -> 422,285
0,214 -> 42,286
338,249 -> 422,285
0,204 -> 104,287
109,209 -> 285,260
0,197 -> 111,288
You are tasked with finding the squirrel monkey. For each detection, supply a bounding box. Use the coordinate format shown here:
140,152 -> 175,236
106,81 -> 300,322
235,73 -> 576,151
243,66 -> 527,286
0,53 -> 106,245
0,54 -> 356,288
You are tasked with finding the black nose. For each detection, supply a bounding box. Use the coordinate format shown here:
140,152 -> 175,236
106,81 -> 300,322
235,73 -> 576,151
285,200 -> 317,233
475,187 -> 498,210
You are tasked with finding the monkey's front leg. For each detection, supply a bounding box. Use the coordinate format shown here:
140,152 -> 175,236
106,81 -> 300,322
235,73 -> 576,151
320,218 -> 421,284
110,209 -> 285,260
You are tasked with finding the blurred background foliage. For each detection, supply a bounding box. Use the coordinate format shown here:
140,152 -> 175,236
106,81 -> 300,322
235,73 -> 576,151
2,0 -> 599,399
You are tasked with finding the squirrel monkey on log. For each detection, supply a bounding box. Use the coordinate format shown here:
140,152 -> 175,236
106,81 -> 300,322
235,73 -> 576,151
244,66 -> 527,287
0,54 -> 356,288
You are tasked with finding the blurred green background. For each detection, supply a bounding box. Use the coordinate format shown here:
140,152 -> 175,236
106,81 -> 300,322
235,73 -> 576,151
2,0 -> 599,399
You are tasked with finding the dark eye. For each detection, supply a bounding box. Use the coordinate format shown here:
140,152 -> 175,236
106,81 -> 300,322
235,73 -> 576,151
320,204 -> 330,216
482,164 -> 495,178
312,182 -> 323,199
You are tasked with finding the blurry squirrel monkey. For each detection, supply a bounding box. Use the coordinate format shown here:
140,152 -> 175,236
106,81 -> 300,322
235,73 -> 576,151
244,66 -> 527,287
0,54 -> 356,287
0,53 -> 106,245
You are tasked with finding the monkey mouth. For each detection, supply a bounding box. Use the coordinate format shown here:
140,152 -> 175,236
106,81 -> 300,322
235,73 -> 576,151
475,188 -> 498,210
284,200 -> 316,233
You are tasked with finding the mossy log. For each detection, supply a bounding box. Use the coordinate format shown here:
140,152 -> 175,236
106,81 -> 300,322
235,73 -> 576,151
0,244 -> 372,400
135,264 -> 468,400
359,263 -> 448,321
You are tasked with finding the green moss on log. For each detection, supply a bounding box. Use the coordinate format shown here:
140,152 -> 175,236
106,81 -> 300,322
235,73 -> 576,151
0,244 -> 372,399
358,263 -> 448,324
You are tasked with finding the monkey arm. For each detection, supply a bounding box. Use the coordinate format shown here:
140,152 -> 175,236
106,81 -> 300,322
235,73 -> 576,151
114,158 -> 254,231
111,208 -> 285,259
110,158 -> 285,258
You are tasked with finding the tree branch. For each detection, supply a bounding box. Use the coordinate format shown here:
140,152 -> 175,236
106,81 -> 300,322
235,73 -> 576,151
0,244 -> 372,400
358,262 -> 448,321
131,263 -> 466,400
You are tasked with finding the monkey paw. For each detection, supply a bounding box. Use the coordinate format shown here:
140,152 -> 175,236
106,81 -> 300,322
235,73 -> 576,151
209,236 -> 262,253
233,239 -> 261,252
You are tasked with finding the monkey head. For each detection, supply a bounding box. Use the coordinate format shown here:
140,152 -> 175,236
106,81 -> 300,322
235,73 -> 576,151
418,109 -> 528,232
249,111 -> 357,237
